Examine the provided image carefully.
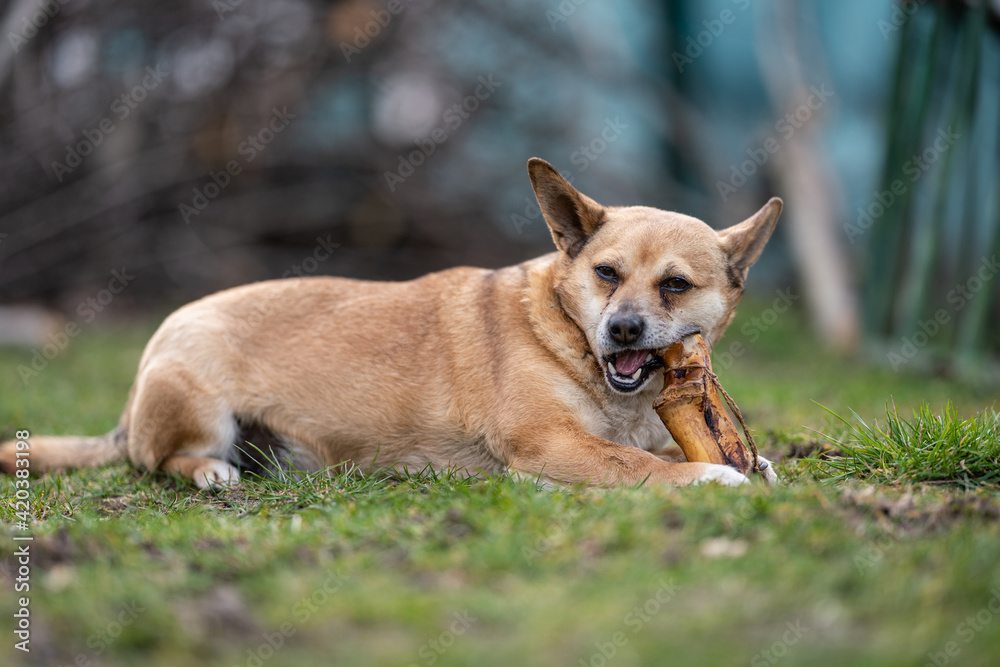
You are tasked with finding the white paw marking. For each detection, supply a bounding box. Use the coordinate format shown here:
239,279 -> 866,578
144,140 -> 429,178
756,455 -> 779,484
193,460 -> 241,489
694,464 -> 749,487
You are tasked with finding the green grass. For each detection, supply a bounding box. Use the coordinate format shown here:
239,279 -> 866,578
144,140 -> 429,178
2,305 -> 1000,667
807,404 -> 1000,488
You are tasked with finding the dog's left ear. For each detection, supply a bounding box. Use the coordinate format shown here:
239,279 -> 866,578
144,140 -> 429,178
527,157 -> 606,257
718,197 -> 783,280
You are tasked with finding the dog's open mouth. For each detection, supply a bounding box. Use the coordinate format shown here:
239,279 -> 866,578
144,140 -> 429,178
603,349 -> 664,393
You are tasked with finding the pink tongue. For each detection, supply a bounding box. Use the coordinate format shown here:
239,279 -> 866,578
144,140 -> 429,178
614,349 -> 648,376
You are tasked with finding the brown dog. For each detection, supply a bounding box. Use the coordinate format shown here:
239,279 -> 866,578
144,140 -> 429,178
0,158 -> 782,489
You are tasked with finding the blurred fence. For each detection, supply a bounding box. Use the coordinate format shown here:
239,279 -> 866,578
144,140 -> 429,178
0,0 -> 996,373
861,1 -> 1000,371
0,0 -> 691,306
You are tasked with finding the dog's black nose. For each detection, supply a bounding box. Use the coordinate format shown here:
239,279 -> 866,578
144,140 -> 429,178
608,313 -> 644,345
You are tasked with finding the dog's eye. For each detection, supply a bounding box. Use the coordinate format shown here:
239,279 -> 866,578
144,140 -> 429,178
595,265 -> 618,281
663,277 -> 691,292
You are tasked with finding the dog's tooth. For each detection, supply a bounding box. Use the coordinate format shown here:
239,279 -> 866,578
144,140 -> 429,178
631,368 -> 642,380
608,361 -> 616,375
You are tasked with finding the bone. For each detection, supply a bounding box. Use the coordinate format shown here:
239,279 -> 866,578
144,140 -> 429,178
652,334 -> 755,476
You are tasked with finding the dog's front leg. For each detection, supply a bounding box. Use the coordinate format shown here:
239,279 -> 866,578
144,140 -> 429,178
649,445 -> 780,484
506,427 -> 748,488
649,445 -> 686,463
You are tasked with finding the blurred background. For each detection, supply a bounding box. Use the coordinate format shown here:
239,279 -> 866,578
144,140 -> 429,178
0,0 -> 997,379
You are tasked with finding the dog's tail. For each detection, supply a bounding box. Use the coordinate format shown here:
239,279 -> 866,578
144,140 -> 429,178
0,427 -> 127,475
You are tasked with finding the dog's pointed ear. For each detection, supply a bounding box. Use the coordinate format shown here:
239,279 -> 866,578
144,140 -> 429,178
528,157 -> 606,257
718,197 -> 783,279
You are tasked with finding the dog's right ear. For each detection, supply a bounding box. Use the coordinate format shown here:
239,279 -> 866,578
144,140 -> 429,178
527,158 -> 606,257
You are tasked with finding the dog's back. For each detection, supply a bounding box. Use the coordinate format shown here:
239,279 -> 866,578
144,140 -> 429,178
1,260 -> 579,482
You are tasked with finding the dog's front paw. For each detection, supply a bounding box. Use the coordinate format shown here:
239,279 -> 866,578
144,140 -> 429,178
192,460 -> 241,490
693,464 -> 749,487
755,455 -> 779,484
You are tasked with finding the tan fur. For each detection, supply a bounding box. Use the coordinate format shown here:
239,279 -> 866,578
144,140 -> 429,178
0,158 -> 782,489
